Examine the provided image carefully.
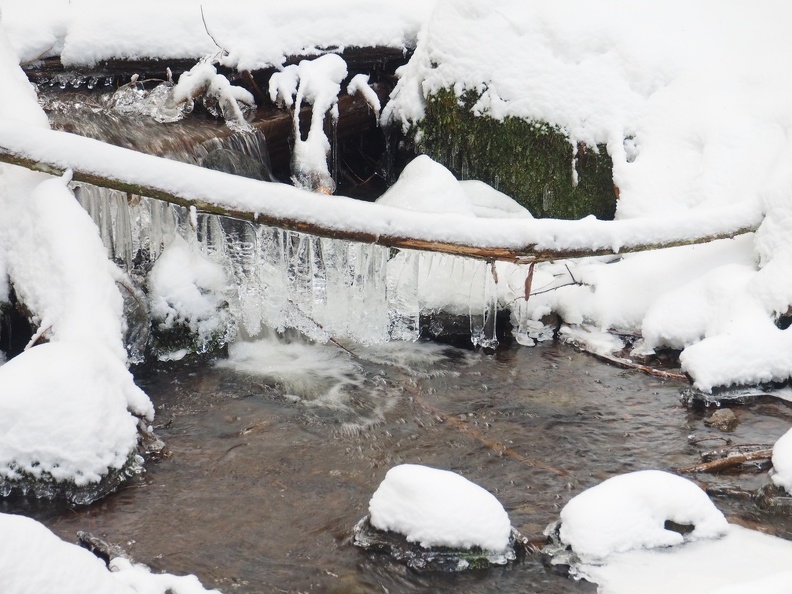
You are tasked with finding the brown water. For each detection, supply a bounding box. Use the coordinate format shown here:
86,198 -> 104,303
9,339 -> 792,593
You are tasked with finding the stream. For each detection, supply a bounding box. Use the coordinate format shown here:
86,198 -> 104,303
11,73 -> 792,593
7,338 -> 792,593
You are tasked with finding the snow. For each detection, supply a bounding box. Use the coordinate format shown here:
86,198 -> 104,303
2,0 -> 792,587
347,74 -> 381,119
559,470 -> 728,562
148,234 -> 233,354
0,0 -> 434,70
577,524 -> 792,594
0,341 -> 146,486
0,512 -> 221,594
270,54 -> 348,191
368,464 -> 512,552
171,60 -> 255,130
558,471 -> 792,594
771,427 -> 792,494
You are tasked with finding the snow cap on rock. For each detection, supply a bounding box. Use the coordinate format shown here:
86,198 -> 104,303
559,470 -> 728,562
368,463 -> 512,552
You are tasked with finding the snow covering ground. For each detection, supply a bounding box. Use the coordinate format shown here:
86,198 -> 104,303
557,471 -> 792,594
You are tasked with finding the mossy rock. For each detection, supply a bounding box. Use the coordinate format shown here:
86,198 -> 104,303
413,88 -> 616,220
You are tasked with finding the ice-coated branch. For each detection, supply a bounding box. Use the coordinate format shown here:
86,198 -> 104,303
269,54 -> 348,192
170,60 -> 255,131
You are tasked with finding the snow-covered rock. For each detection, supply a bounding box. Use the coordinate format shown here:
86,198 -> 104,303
368,463 -> 512,552
558,470 -> 728,562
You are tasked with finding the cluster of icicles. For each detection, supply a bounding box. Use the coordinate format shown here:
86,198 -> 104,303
75,186 -> 521,352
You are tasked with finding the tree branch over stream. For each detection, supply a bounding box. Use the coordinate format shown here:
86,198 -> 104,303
0,120 -> 761,263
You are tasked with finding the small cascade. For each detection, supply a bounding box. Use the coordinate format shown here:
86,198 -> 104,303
41,74 -> 507,354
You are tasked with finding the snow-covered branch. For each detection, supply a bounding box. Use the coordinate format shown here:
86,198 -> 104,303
0,120 -> 762,263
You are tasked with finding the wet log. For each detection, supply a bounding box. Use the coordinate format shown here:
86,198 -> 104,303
0,120 -> 760,263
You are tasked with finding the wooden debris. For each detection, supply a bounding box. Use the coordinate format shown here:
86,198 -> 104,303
678,448 -> 773,474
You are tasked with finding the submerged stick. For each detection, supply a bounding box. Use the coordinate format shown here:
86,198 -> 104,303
588,351 -> 689,381
678,448 -> 773,474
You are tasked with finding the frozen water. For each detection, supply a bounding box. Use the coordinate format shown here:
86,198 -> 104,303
73,180 -> 504,351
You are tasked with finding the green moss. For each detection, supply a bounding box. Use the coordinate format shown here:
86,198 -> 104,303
413,89 -> 617,220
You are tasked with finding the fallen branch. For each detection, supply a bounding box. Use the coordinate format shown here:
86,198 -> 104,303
0,119 -> 761,263
678,448 -> 773,474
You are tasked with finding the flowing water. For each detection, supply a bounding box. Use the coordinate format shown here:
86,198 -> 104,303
8,337 -> 792,593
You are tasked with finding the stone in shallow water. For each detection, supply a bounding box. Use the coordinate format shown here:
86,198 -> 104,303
353,463 -> 525,571
352,516 -> 526,571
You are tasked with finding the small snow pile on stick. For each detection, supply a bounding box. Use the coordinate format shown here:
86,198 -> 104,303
771,427 -> 792,494
171,60 -> 255,131
269,54 -> 348,193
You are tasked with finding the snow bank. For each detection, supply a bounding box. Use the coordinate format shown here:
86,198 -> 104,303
0,0 -> 433,69
382,0 -> 792,391
577,524 -> 792,594
771,427 -> 792,494
0,512 -> 222,594
559,470 -> 728,562
368,464 -> 512,552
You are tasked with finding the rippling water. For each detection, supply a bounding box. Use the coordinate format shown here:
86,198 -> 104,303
12,339 -> 792,593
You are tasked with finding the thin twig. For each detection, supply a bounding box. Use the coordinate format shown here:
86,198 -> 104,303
200,5 -> 228,56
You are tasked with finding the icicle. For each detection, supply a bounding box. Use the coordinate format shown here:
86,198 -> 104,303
386,247 -> 421,342
469,260 -> 499,350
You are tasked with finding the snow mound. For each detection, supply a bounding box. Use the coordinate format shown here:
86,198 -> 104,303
576,524 -> 792,594
0,341 -> 150,488
559,470 -> 728,562
771,427 -> 792,494
148,234 -> 234,356
0,512 -> 221,594
368,464 -> 512,552
376,155 -> 531,218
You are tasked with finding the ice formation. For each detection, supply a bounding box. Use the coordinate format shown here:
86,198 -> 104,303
368,464 -> 512,552
269,54 -> 347,192
0,512 -> 222,594
559,470 -> 728,562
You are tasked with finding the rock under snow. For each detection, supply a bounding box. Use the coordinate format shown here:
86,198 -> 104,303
0,341 -> 151,502
559,470 -> 728,562
367,463 -> 512,552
